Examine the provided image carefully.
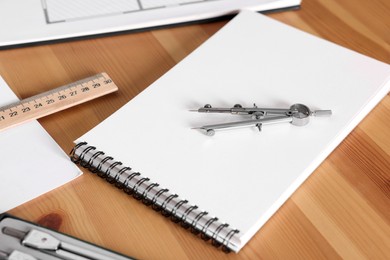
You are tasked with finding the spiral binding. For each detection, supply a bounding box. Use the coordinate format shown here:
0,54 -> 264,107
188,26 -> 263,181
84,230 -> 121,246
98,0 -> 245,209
70,142 -> 240,253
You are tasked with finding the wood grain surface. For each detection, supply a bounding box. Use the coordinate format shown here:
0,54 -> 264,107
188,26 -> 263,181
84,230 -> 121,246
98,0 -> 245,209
1,0 -> 389,259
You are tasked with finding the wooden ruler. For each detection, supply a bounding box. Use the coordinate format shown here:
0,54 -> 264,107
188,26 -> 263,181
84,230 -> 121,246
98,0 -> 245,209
0,72 -> 118,132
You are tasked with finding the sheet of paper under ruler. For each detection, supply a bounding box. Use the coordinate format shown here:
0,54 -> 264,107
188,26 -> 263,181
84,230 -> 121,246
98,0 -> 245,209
0,75 -> 82,213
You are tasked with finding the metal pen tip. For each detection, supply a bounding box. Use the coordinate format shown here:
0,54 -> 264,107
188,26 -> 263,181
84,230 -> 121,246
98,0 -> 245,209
188,109 -> 199,112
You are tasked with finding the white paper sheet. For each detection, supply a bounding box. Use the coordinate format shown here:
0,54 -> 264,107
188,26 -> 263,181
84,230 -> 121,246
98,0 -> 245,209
76,11 -> 390,251
0,0 -> 300,47
0,76 -> 82,213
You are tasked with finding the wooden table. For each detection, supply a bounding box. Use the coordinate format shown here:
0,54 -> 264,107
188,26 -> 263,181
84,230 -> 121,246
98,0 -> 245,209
1,0 -> 389,259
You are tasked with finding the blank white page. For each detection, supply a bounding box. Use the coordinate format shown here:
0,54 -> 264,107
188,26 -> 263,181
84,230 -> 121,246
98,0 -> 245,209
0,76 -> 82,213
77,11 -> 390,250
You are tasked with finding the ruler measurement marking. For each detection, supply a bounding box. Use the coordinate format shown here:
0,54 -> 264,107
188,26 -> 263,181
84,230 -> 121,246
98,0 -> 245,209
0,72 -> 118,131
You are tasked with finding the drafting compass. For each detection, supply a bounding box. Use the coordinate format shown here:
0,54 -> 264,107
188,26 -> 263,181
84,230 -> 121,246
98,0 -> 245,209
192,103 -> 332,136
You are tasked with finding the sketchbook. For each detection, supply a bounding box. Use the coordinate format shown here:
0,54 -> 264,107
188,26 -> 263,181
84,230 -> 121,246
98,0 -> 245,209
0,0 -> 300,47
0,76 -> 82,213
71,11 -> 390,252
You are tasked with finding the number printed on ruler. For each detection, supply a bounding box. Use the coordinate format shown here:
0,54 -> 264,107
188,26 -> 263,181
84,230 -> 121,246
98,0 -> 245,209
0,72 -> 118,132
